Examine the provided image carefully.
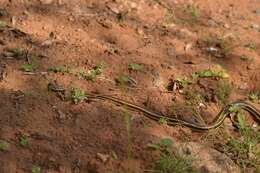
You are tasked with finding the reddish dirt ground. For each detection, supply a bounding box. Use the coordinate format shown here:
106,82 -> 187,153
0,0 -> 259,172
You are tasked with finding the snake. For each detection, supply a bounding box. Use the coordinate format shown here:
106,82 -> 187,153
85,94 -> 260,130
47,82 -> 260,130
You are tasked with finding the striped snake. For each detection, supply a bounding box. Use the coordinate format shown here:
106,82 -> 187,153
85,94 -> 260,130
48,82 -> 260,130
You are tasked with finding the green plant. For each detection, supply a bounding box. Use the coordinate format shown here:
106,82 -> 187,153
148,138 -> 200,173
155,152 -> 201,173
70,87 -> 87,104
163,9 -> 174,27
19,135 -> 29,147
78,63 -> 104,81
147,138 -> 173,152
7,48 -> 26,59
245,43 -> 257,51
248,92 -> 260,103
0,140 -> 10,151
0,20 -> 6,29
171,100 -> 207,126
158,117 -> 168,125
202,109 -> 260,172
225,112 -> 260,171
175,78 -> 193,89
189,4 -> 199,20
240,56 -> 251,61
192,69 -> 229,79
48,66 -> 71,74
21,63 -> 34,72
31,165 -> 41,173
115,74 -> 136,88
183,90 -> 204,104
214,80 -> 231,104
128,63 -> 142,72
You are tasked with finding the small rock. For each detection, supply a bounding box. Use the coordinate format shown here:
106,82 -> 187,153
238,83 -> 249,90
130,2 -> 137,9
177,28 -> 195,38
255,9 -> 260,16
96,153 -> 109,163
224,23 -> 230,28
41,39 -> 54,47
208,19 -> 217,27
68,16 -> 74,21
250,23 -> 259,30
11,16 -> 16,27
23,10 -> 30,16
184,43 -> 193,52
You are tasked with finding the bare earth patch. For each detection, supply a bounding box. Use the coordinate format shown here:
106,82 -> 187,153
0,0 -> 259,173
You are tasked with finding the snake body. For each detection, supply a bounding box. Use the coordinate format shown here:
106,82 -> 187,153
86,94 -> 260,130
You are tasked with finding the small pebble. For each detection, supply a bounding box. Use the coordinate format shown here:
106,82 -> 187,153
255,9 -> 260,16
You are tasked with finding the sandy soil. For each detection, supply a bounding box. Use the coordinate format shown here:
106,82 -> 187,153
0,0 -> 259,172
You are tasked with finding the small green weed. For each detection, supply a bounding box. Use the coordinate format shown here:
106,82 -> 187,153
0,140 -> 10,151
245,43 -> 257,51
115,74 -> 136,87
21,63 -> 34,72
0,20 -> 6,29
155,152 -> 201,173
70,87 -> 87,104
240,55 -> 251,61
192,69 -> 229,79
183,90 -> 204,104
174,78 -> 193,89
148,138 -> 200,173
19,135 -> 29,147
128,63 -> 142,72
31,165 -> 41,173
78,63 -> 103,81
179,4 -> 200,25
228,104 -> 241,113
48,66 -> 71,74
202,110 -> 260,172
214,80 -> 231,104
147,138 -> 173,152
163,9 -> 174,27
158,117 -> 168,125
189,4 -> 200,20
225,112 -> 260,171
7,48 -> 27,59
248,92 -> 260,103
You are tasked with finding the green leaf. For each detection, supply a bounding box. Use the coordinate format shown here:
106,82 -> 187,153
160,138 -> 174,147
147,143 -> 161,150
237,112 -> 246,130
21,64 -> 34,72
19,135 -> 29,147
31,165 -> 41,173
158,117 -> 168,125
0,140 -> 10,151
0,20 -> 6,29
228,104 -> 240,113
128,63 -> 142,71
70,87 -> 87,104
